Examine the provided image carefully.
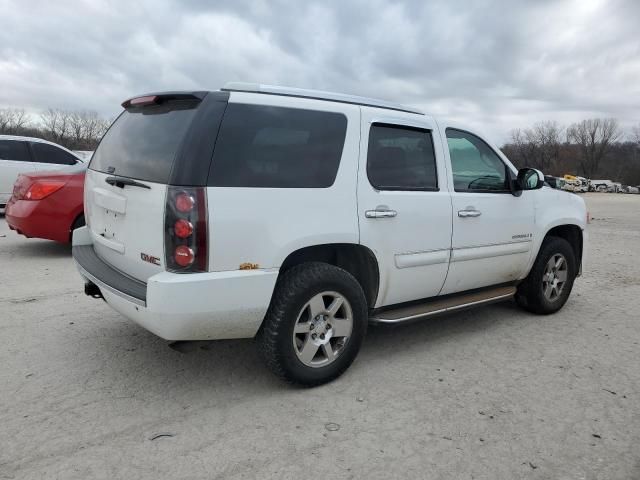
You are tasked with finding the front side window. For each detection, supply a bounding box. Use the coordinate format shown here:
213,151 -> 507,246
367,124 -> 438,191
0,140 -> 30,162
446,129 -> 509,192
209,104 -> 347,188
30,143 -> 77,165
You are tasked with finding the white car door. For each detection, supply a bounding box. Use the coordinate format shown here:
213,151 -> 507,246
358,110 -> 452,307
0,140 -> 33,205
439,126 -> 535,295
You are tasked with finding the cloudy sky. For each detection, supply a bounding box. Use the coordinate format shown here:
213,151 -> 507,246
0,0 -> 638,143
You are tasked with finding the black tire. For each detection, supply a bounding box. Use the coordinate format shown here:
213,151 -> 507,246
256,262 -> 368,387
516,236 -> 577,315
69,214 -> 85,242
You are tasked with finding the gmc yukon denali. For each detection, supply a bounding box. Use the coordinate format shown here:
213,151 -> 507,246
72,83 -> 587,386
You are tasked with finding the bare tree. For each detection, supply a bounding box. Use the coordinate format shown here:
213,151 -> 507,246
66,110 -> 111,149
508,128 -> 538,167
567,118 -> 622,178
506,121 -> 563,172
40,109 -> 72,143
632,123 -> 640,146
531,121 -> 563,172
69,111 -> 86,147
0,108 -> 30,134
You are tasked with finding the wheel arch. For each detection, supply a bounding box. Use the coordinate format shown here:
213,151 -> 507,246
541,223 -> 583,273
278,243 -> 380,308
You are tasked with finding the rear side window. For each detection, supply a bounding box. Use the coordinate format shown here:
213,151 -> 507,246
30,143 -> 77,165
209,104 -> 347,188
0,140 -> 30,162
367,124 -> 438,191
90,101 -> 199,183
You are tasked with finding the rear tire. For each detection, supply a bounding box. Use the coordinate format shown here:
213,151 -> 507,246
70,214 -> 85,242
257,262 -> 368,387
516,236 -> 577,314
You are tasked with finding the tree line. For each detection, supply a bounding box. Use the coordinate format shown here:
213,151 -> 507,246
0,108 -> 111,151
502,119 -> 640,186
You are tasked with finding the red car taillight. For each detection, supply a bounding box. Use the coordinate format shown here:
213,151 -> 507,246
15,180 -> 66,200
165,187 -> 208,272
11,176 -> 28,200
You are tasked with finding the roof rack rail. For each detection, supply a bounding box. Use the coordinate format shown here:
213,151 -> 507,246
221,82 -> 424,115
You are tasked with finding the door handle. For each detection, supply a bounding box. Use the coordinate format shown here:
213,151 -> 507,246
365,209 -> 397,219
458,209 -> 481,218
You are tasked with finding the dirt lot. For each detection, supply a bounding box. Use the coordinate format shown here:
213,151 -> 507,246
1,193 -> 639,480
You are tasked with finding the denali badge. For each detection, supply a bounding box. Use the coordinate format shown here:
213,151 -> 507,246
140,253 -> 161,266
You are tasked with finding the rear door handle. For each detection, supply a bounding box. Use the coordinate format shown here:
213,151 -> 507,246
365,209 -> 397,219
458,209 -> 481,218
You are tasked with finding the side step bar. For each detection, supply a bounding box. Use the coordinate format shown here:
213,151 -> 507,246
370,286 -> 517,324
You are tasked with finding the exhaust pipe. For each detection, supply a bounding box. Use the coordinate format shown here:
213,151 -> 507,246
84,281 -> 104,300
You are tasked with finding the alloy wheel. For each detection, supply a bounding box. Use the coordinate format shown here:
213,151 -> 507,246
292,291 -> 353,368
542,253 -> 568,302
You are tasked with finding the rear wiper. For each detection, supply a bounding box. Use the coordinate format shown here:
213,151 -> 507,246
105,176 -> 151,189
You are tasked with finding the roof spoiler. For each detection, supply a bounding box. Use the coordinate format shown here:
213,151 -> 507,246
121,91 -> 208,108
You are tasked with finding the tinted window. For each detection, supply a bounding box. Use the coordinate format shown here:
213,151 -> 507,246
446,129 -> 508,192
209,104 -> 347,188
31,143 -> 77,165
0,140 -> 30,162
367,124 -> 437,190
90,101 -> 199,183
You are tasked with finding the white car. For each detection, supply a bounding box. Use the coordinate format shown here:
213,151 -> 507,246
73,84 -> 587,385
0,135 -> 83,212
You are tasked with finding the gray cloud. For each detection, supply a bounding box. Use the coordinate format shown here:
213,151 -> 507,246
0,0 -> 638,143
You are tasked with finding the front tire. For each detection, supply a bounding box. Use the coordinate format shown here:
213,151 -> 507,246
516,236 -> 577,314
257,262 -> 368,386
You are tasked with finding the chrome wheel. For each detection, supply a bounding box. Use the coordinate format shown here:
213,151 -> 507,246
542,253 -> 568,301
292,291 -> 353,368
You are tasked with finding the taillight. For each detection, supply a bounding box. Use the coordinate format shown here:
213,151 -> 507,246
175,192 -> 195,213
174,219 -> 193,238
11,176 -> 27,200
121,95 -> 159,108
21,180 -> 66,200
165,187 -> 208,272
174,245 -> 195,267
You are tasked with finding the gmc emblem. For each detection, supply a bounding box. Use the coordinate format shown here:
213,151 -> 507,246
140,253 -> 161,266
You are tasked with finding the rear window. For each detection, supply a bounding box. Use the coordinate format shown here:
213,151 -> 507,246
30,142 -> 78,165
90,101 -> 199,183
367,124 -> 438,191
208,104 -> 347,188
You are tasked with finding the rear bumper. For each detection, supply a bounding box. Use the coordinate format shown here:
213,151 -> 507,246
5,197 -> 74,243
72,227 -> 278,340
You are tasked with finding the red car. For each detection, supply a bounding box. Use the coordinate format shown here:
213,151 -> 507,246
5,164 -> 86,243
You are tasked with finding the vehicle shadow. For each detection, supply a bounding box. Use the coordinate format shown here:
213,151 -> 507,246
78,299 -> 526,396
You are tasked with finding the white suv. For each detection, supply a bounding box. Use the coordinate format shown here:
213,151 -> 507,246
73,83 -> 587,385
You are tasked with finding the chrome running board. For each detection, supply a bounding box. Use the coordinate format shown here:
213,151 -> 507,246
370,286 -> 517,324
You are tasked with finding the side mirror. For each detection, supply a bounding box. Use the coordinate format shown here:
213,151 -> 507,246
512,168 -> 544,195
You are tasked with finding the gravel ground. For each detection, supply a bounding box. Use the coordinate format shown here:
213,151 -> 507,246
1,193 -> 639,480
